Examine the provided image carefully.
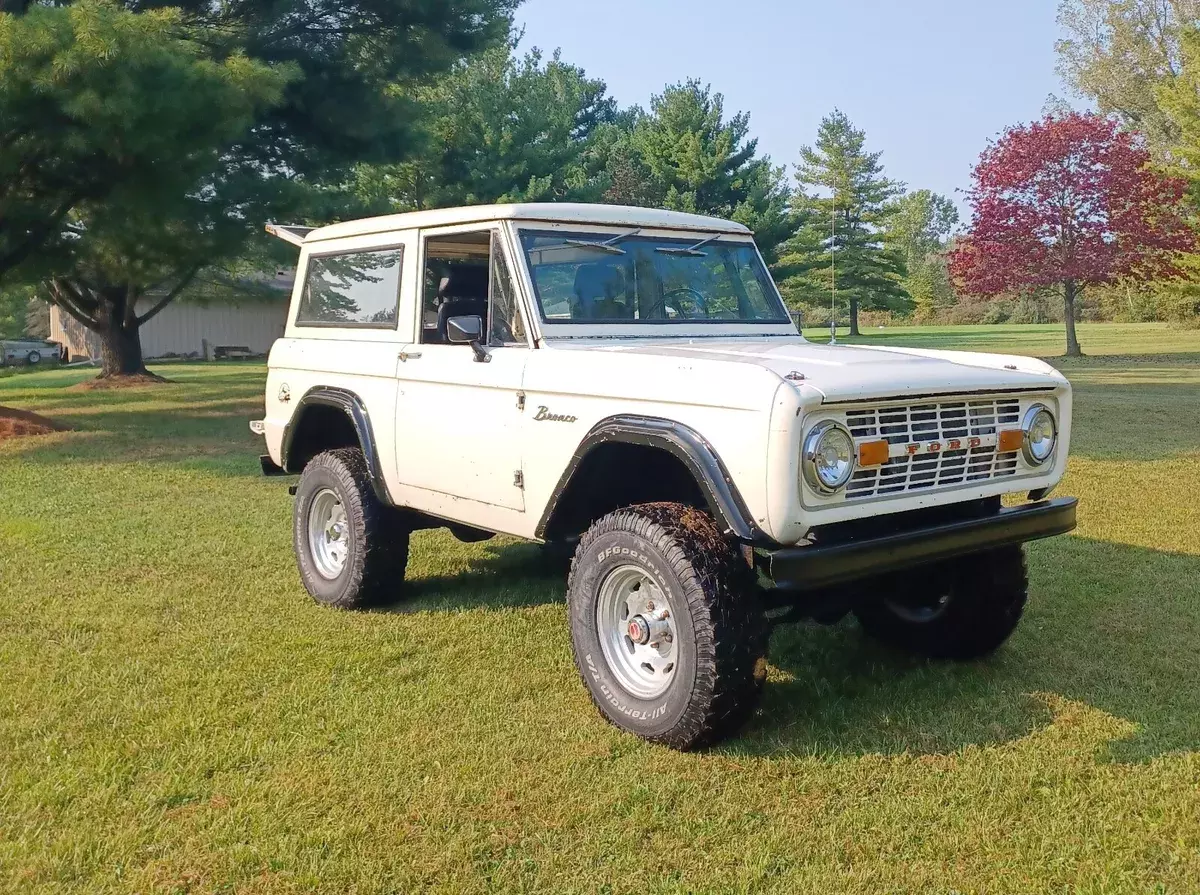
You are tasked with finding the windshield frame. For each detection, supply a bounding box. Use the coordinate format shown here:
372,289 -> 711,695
515,225 -> 795,334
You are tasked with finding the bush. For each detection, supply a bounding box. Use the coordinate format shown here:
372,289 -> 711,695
1008,292 -> 1058,324
788,304 -> 914,330
981,301 -> 1012,325
939,302 -> 991,325
856,310 -> 906,329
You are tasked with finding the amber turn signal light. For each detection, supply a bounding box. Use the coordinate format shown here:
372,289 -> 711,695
998,429 -> 1024,453
857,440 -> 890,467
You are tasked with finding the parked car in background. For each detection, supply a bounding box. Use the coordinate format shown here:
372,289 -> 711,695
1,339 -> 61,366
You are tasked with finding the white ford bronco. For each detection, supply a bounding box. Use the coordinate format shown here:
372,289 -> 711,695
255,203 -> 1077,750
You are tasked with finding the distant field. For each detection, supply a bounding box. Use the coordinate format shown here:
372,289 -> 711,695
800,321 -> 1200,358
2,329 -> 1200,893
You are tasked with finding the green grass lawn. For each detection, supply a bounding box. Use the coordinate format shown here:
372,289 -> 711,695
801,320 -> 1200,359
2,324 -> 1200,893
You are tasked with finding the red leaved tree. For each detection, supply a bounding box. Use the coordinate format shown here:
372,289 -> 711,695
950,113 -> 1195,356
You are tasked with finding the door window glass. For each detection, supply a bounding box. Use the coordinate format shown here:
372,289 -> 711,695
420,232 -> 490,345
420,230 -> 528,346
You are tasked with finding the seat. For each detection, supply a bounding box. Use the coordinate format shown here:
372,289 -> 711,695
434,266 -> 489,343
572,263 -> 631,320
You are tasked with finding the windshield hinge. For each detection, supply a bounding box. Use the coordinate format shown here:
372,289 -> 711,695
516,390 -> 526,411
513,470 -> 524,490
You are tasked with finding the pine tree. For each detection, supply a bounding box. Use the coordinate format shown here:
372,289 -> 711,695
603,81 -> 794,262
0,0 -> 514,379
779,110 -> 908,334
354,41 -> 617,212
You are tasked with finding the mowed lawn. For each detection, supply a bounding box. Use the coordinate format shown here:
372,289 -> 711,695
801,320 -> 1200,358
1,323 -> 1200,894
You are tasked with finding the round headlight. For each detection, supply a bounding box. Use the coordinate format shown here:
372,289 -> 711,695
1022,404 -> 1057,465
803,421 -> 856,493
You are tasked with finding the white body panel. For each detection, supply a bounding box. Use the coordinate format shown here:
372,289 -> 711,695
393,342 -> 527,511
261,204 -> 1073,547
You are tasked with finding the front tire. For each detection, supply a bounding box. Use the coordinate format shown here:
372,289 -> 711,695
293,447 -> 410,609
567,503 -> 767,750
853,546 -> 1028,659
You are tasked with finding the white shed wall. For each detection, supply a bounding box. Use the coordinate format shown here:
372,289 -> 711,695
51,300 -> 288,361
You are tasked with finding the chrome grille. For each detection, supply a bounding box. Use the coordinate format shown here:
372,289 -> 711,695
841,397 -> 1022,500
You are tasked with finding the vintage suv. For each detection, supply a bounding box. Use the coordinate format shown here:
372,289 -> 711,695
255,203 -> 1077,750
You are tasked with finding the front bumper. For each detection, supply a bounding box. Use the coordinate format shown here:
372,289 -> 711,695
766,497 -> 1077,592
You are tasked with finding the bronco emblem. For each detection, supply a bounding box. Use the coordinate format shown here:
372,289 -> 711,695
904,436 -> 982,455
533,405 -> 577,423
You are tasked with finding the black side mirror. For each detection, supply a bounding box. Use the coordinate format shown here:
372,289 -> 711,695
446,315 -> 489,362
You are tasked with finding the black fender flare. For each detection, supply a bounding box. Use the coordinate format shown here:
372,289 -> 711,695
281,386 -> 391,505
535,414 -> 770,544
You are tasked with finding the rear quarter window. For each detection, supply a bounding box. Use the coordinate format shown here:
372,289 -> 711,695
296,247 -> 403,328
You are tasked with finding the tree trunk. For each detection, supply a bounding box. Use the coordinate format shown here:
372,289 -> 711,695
98,321 -> 146,376
97,293 -> 147,377
1062,280 -> 1083,357
848,294 -> 860,336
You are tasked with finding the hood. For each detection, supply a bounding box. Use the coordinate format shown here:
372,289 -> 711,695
561,336 -> 1063,401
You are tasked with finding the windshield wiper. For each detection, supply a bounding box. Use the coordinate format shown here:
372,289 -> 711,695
542,228 -> 642,256
655,234 -> 722,257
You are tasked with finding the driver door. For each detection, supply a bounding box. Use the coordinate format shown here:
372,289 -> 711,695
392,227 -> 529,511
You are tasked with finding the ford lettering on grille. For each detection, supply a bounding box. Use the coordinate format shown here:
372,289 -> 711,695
838,396 -> 1028,500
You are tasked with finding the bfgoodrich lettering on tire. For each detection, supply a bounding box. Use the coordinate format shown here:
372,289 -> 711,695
293,447 -> 410,610
567,502 -> 767,750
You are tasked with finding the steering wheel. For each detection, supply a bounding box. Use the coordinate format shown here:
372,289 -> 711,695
663,287 -> 709,318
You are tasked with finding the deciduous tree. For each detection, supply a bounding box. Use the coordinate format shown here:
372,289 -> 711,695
886,190 -> 959,320
1056,0 -> 1198,157
950,112 -> 1194,355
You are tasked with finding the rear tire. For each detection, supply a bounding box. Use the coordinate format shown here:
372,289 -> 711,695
567,502 -> 767,750
853,545 -> 1028,659
293,447 -> 410,609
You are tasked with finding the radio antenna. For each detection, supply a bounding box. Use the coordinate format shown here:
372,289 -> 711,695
829,203 -> 837,345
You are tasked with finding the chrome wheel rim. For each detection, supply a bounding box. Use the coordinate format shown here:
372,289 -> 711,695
596,564 -> 678,699
307,488 -> 349,579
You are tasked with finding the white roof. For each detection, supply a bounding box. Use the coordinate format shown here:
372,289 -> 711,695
303,203 -> 752,243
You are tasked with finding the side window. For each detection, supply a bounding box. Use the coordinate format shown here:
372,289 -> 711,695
419,229 -> 528,346
420,232 -> 490,345
489,236 -> 526,346
296,247 -> 402,328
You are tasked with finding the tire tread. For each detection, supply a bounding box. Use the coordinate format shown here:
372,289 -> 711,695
294,447 -> 409,609
568,502 -> 767,750
855,545 -> 1028,659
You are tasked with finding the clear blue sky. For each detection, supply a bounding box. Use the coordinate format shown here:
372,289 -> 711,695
516,0 -> 1069,217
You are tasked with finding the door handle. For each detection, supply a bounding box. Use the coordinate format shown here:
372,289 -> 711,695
398,350 -> 422,362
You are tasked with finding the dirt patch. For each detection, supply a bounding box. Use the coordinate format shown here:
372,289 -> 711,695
69,371 -> 171,391
0,406 -> 70,441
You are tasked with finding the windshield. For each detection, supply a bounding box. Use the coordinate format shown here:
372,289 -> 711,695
518,229 -> 790,325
